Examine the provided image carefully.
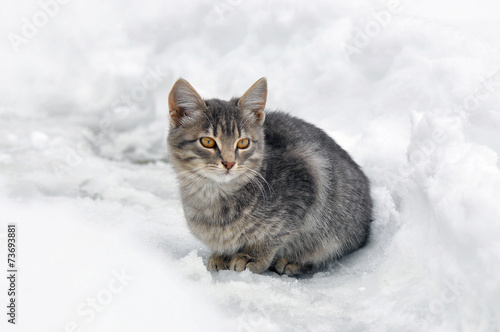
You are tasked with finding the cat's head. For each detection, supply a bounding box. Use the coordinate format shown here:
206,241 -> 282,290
167,78 -> 267,184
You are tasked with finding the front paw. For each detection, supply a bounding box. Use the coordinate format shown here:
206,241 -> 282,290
229,253 -> 268,274
229,253 -> 253,272
274,257 -> 303,276
207,253 -> 230,271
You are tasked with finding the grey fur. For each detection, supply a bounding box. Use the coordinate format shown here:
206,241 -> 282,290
167,78 -> 372,276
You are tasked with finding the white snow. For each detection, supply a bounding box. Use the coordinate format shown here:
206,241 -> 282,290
1,0 -> 500,331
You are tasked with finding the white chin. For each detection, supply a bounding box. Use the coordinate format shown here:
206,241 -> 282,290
214,172 -> 238,183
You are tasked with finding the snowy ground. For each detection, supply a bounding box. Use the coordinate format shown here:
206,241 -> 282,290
1,0 -> 500,331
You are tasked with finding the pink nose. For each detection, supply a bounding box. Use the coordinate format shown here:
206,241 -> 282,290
222,161 -> 235,170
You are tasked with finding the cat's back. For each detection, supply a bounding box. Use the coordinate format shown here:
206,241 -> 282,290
262,110 -> 370,206
262,111 -> 372,254
263,111 -> 353,164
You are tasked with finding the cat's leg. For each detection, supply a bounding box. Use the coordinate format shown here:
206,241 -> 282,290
229,246 -> 277,274
207,252 -> 231,271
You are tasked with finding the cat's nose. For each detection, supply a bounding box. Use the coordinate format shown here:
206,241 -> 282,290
222,161 -> 235,170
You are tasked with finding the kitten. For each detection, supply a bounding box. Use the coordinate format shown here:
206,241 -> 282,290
167,78 -> 372,276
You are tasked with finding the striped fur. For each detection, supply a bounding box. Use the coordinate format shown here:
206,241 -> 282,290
167,78 -> 372,276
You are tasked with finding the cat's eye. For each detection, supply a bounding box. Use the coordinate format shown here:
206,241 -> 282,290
237,138 -> 250,149
200,137 -> 216,148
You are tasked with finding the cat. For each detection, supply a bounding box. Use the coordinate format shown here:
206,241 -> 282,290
167,77 -> 372,276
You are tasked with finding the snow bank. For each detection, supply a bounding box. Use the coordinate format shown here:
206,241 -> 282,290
1,0 -> 499,331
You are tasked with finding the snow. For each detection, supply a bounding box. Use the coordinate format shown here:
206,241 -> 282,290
1,0 -> 500,331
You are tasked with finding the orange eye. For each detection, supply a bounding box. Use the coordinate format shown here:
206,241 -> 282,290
200,137 -> 216,148
237,138 -> 250,149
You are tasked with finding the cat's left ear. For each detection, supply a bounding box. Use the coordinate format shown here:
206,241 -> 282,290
168,78 -> 207,127
238,77 -> 267,125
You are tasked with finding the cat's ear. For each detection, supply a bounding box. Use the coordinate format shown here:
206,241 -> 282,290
168,78 -> 207,127
238,77 -> 267,125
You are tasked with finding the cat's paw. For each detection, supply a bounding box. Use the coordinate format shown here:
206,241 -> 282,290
207,253 -> 230,271
245,261 -> 269,274
229,253 -> 253,272
229,253 -> 269,273
274,257 -> 289,274
274,257 -> 302,276
283,263 -> 303,276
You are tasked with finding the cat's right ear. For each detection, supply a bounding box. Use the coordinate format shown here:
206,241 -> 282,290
168,78 -> 207,127
238,77 -> 267,125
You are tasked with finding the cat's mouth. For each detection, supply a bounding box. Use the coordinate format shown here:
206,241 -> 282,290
212,168 -> 239,183
218,170 -> 237,181
198,165 -> 241,183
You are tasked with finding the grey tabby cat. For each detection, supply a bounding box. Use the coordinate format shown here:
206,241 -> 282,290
167,77 -> 372,276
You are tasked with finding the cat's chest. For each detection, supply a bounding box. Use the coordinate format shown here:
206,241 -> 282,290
179,181 -> 235,222
180,188 -> 247,252
187,217 -> 246,253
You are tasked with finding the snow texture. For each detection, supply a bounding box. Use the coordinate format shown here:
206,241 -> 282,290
1,0 -> 500,331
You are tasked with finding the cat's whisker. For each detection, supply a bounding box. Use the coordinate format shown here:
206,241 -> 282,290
176,165 -> 217,190
175,165 -> 207,178
240,174 -> 265,207
240,171 -> 269,207
240,166 -> 275,197
180,167 -> 215,195
179,172 -> 204,189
